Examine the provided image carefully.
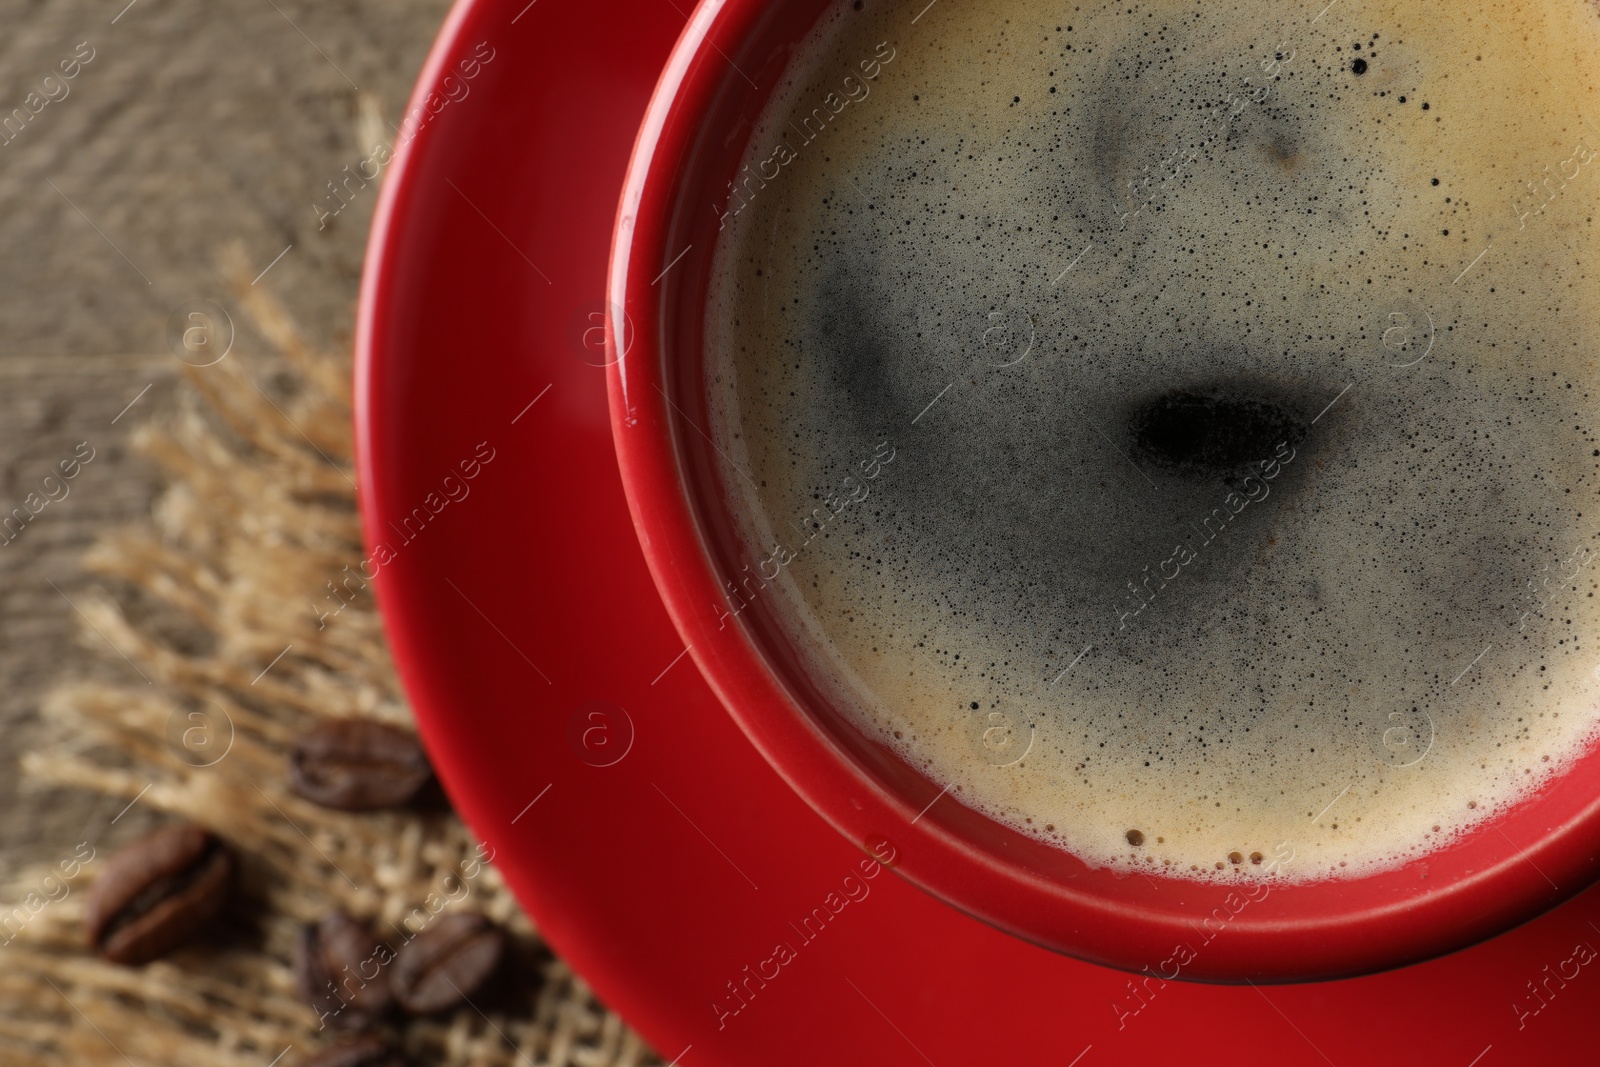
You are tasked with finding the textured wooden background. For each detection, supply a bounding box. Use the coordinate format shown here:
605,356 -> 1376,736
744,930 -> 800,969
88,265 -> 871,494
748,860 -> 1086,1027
0,0 -> 453,879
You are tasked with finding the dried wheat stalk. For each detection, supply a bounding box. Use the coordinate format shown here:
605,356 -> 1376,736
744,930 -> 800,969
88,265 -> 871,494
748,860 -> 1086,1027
0,251 -> 662,1067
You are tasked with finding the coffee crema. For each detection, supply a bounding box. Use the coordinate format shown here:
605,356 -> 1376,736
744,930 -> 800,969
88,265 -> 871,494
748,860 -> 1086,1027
704,0 -> 1600,882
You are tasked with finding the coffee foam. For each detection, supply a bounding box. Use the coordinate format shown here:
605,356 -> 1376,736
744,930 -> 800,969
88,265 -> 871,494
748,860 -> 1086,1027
705,0 -> 1600,882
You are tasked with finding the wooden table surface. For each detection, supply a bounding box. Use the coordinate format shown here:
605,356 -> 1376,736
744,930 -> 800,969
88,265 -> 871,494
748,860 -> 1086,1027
0,0 -> 453,879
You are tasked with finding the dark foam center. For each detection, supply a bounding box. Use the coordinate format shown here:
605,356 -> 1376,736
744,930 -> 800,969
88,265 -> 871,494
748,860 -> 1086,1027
1129,389 -> 1308,474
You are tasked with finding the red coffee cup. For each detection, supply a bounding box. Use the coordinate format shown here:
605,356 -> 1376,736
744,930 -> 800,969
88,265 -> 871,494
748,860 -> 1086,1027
605,0 -> 1600,981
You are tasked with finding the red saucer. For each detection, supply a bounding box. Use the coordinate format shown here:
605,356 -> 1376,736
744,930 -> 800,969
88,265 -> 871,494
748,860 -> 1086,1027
355,1 -> 1600,1063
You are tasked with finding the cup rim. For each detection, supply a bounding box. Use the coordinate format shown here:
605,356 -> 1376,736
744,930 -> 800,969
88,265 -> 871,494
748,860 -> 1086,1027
605,0 -> 1600,981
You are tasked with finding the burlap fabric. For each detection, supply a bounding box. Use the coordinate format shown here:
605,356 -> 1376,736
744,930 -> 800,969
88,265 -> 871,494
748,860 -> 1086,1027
0,254 -> 666,1067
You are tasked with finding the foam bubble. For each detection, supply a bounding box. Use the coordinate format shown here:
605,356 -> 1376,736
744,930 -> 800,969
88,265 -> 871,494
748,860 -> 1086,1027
706,0 -> 1600,882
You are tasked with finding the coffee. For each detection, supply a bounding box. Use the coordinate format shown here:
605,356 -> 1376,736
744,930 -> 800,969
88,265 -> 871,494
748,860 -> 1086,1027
390,911 -> 505,1013
85,823 -> 233,964
289,718 -> 433,812
295,911 -> 395,1030
704,0 -> 1600,881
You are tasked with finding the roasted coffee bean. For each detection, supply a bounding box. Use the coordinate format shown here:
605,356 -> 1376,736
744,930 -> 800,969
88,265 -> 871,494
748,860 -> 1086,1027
293,911 -> 395,1030
288,719 -> 432,811
391,912 -> 506,1014
84,823 -> 232,965
294,1036 -> 409,1067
